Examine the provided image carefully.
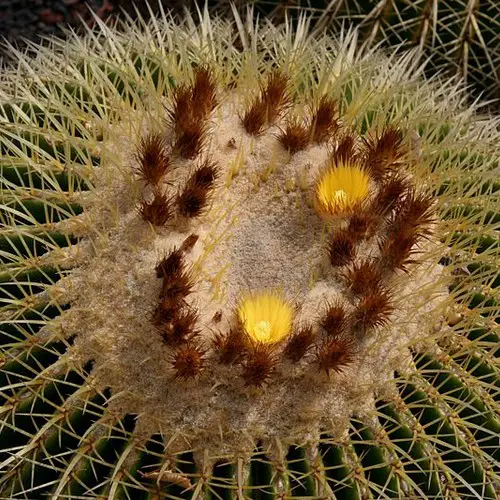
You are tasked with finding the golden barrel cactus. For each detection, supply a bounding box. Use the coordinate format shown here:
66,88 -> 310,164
0,6 -> 498,499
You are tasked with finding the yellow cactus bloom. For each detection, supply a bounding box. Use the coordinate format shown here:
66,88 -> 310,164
315,163 -> 371,215
238,291 -> 294,343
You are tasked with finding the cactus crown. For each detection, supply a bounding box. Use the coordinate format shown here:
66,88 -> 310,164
0,5 -> 498,498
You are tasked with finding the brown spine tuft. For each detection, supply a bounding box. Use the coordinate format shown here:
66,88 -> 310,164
190,160 -> 219,189
159,308 -> 199,345
160,270 -> 194,301
176,184 -> 209,218
321,301 -> 348,337
241,343 -> 277,387
352,288 -> 394,333
278,120 -> 310,154
136,132 -> 170,185
138,190 -> 172,226
331,133 -> 360,165
283,325 -> 315,362
172,342 -> 205,379
173,121 -> 207,159
156,248 -> 184,279
212,327 -> 248,365
347,211 -> 381,240
242,71 -> 290,135
327,230 -> 356,267
180,233 -> 199,253
372,174 -> 411,216
167,66 -> 217,159
192,65 -> 217,118
315,335 -> 355,375
362,127 -> 405,181
344,259 -> 384,296
310,96 -> 338,144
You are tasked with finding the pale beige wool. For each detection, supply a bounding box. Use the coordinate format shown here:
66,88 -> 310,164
51,90 -> 449,460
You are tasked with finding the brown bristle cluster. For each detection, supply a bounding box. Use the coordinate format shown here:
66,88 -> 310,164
278,120 -> 310,154
315,336 -> 355,375
168,66 -> 217,158
172,343 -> 205,379
138,190 -> 172,226
155,248 -> 183,278
378,190 -> 434,272
344,260 -> 384,296
310,96 -> 338,144
372,174 -> 410,216
153,248 -> 198,346
161,270 -> 194,301
352,288 -> 394,333
241,343 -> 277,387
362,127 -> 405,181
347,211 -> 380,240
327,230 -> 356,267
332,133 -> 358,164
242,71 -> 290,135
179,233 -> 199,252
283,325 -> 315,362
191,65 -> 217,118
212,327 -> 248,365
136,132 -> 170,185
176,160 -> 219,218
320,301 -> 348,336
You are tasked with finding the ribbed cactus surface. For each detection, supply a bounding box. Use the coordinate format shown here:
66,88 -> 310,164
242,0 -> 500,105
0,7 -> 499,499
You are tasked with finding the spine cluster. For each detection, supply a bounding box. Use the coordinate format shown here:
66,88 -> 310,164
134,66 -> 435,386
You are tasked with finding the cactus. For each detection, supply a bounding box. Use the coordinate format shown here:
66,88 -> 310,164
0,6 -> 499,499
241,0 -> 500,105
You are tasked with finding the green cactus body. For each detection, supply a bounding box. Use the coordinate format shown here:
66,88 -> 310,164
0,6 -> 498,499
246,0 -> 500,105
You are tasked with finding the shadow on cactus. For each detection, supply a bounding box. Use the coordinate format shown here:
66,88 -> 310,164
0,5 -> 498,499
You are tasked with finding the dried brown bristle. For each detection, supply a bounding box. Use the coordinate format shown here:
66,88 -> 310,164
315,336 -> 355,375
378,229 -> 421,272
344,259 -> 384,296
241,343 -> 277,387
156,248 -> 184,279
327,230 -> 356,267
160,308 -> 199,345
278,120 -> 310,154
310,96 -> 338,144
172,342 -> 205,379
160,271 -> 194,300
167,68 -> 216,160
192,65 -> 217,118
168,85 -> 193,135
173,121 -> 207,159
138,190 -> 171,226
332,133 -> 358,164
347,211 -> 381,240
283,325 -> 315,362
180,233 -> 199,253
362,127 -> 405,181
241,99 -> 268,136
189,160 -> 219,189
152,296 -> 178,326
352,288 -> 394,333
242,71 -> 290,135
212,328 -> 248,365
396,190 -> 435,234
136,132 -> 170,185
373,174 -> 411,216
176,184 -> 209,218
321,301 -> 348,337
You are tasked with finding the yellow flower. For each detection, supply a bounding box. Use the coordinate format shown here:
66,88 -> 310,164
315,163 -> 371,215
237,291 -> 294,344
